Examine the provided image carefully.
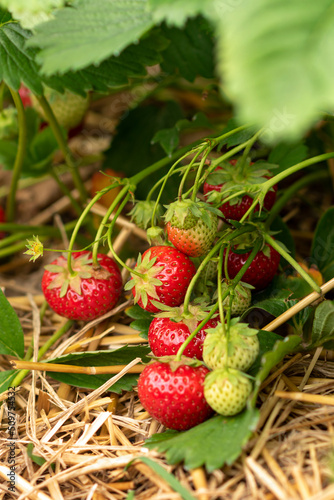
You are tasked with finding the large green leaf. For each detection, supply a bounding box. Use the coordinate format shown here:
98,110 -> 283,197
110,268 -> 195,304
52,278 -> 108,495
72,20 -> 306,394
0,289 -> 25,358
160,17 -> 215,82
214,0 -> 334,140
311,207 -> 334,281
145,409 -> 259,472
46,346 -> 151,394
0,9 -> 44,93
0,370 -> 18,393
28,0 -> 154,74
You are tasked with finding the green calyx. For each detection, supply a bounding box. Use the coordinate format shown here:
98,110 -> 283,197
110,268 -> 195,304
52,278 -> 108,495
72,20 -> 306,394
205,366 -> 248,388
124,250 -> 163,308
152,301 -> 215,333
45,253 -> 111,298
164,198 -> 220,230
128,200 -> 164,229
152,355 -> 204,371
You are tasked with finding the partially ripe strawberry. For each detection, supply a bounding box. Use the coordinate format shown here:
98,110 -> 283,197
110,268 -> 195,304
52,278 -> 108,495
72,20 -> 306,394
90,168 -> 125,209
138,359 -> 213,430
125,246 -> 196,313
0,205 -> 5,239
203,159 -> 277,221
204,368 -> 252,416
42,251 -> 122,321
148,303 -> 218,360
225,242 -> 280,290
32,87 -> 89,130
203,320 -> 259,372
164,199 -> 219,257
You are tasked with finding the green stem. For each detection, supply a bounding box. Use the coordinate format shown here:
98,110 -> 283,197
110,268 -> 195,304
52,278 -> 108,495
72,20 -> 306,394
91,184 -> 132,266
175,305 -> 219,361
175,237 -> 262,360
66,190 -> 114,273
0,221 -> 77,249
238,129 -> 263,176
262,152 -> 334,192
217,246 -> 226,335
106,194 -> 138,274
265,169 -> 329,229
191,148 -> 211,202
263,233 -> 321,294
182,224 -> 254,313
11,320 -> 74,388
6,89 -> 27,222
177,147 -> 204,200
36,95 -> 87,204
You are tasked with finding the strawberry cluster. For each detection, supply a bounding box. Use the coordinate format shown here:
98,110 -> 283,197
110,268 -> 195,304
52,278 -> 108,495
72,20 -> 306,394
129,155 -> 282,431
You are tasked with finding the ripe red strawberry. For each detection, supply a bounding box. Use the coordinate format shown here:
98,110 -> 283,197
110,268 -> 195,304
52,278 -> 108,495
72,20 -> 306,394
138,359 -> 213,430
124,246 -> 196,313
42,251 -> 122,321
225,241 -> 280,290
148,303 -> 218,360
0,205 -> 5,239
164,199 -> 219,257
31,87 -> 89,130
203,159 -> 277,221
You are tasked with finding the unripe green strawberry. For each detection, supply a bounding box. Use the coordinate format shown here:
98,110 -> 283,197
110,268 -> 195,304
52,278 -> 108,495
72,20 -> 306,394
165,199 -> 220,258
220,279 -> 252,316
203,319 -> 259,372
204,367 -> 252,416
32,87 -> 89,130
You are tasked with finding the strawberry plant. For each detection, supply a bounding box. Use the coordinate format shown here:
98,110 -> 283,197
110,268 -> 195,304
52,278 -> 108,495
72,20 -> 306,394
1,1 -> 334,497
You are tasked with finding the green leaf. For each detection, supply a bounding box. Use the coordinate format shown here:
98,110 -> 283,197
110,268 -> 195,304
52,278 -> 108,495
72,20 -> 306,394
245,297 -> 311,335
311,207 -> 334,281
215,0 -> 334,141
151,127 -> 179,156
0,370 -> 18,393
0,289 -> 24,358
268,141 -> 308,173
102,102 -> 184,202
46,346 -> 151,394
28,0 -> 154,75
126,305 -> 153,339
160,17 -> 215,82
145,408 -> 259,472
310,300 -> 334,348
0,11 -> 44,93
27,443 -> 47,466
148,0 -> 213,27
251,335 -> 302,405
218,120 -> 256,149
128,457 -> 197,500
151,112 -> 213,156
